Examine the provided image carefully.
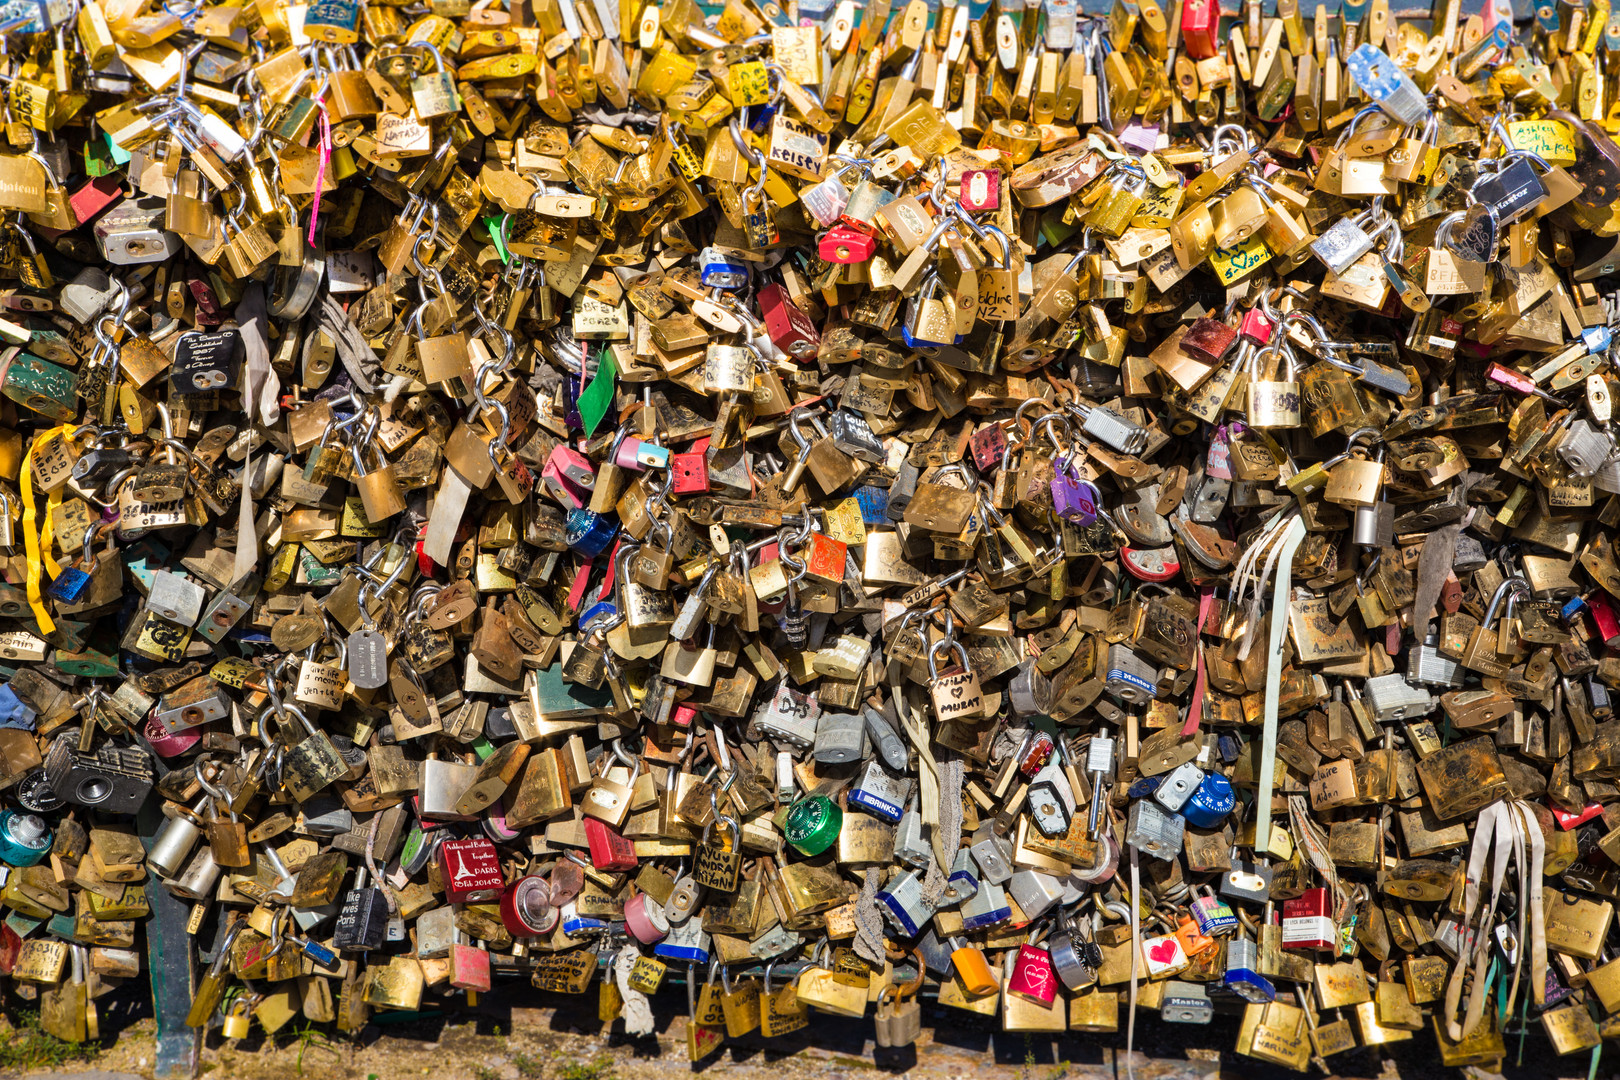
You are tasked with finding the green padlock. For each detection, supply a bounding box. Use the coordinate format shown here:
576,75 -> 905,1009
2,353 -> 78,422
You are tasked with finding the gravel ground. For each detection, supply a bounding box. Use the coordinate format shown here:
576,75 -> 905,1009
5,989 -> 1599,1080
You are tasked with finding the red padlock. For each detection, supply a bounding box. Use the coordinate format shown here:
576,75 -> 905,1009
1238,307 -> 1273,345
1280,887 -> 1337,951
818,225 -> 877,264
1590,592 -> 1620,648
970,423 -> 1008,472
803,532 -> 848,584
959,168 -> 1000,211
670,450 -> 709,494
1181,0 -> 1219,58
584,817 -> 638,871
69,176 -> 122,226
757,282 -> 821,360
440,837 -> 505,903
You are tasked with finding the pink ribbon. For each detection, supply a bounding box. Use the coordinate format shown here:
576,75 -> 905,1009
1180,586 -> 1217,737
307,102 -> 331,245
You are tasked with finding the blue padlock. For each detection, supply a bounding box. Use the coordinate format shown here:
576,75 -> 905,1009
45,566 -> 90,603
697,246 -> 750,289
0,685 -> 35,730
853,484 -> 889,524
1181,772 -> 1236,828
565,509 -> 618,558
0,809 -> 51,867
1346,45 -> 1430,125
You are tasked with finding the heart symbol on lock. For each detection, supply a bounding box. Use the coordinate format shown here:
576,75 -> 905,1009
1148,939 -> 1179,965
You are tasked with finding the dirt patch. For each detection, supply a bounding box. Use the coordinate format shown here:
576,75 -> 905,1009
8,994 -> 1593,1080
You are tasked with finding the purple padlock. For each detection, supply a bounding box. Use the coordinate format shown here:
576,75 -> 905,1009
1050,461 -> 1098,525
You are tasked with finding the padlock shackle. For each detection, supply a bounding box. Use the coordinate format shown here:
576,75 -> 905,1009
1483,577 -> 1533,628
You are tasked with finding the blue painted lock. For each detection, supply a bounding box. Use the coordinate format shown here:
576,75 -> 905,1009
697,246 -> 750,289
565,509 -> 618,557
1346,45 -> 1430,125
1181,772 -> 1236,828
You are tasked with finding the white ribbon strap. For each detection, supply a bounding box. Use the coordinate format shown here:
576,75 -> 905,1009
1253,515 -> 1306,854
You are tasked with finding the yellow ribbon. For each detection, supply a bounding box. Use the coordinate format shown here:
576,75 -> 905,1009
21,424 -> 76,636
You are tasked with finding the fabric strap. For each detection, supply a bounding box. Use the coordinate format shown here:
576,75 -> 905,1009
1253,515 -> 1306,854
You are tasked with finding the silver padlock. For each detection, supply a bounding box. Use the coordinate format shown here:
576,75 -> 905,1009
1189,474 -> 1230,522
885,461 -> 920,521
960,879 -> 1011,931
849,760 -> 910,823
754,682 -> 820,748
1077,405 -> 1148,455
416,904 -> 456,958
195,587 -> 253,644
665,870 -> 703,924
1007,869 -> 1064,921
94,195 -> 182,265
1311,214 -> 1376,274
876,868 -> 936,937
863,706 -> 909,771
1153,760 -> 1205,813
147,570 -> 206,626
654,918 -> 710,964
945,848 -> 980,905
1362,673 -> 1435,722
775,750 -> 796,802
813,710 -> 866,764
147,795 -> 208,878
1126,799 -> 1185,861
969,825 -> 1014,884
1594,452 -> 1620,494
1558,419 -> 1614,477
1007,660 -> 1053,716
748,923 -> 802,960
154,683 -> 231,730
1161,980 -> 1214,1023
1104,643 -> 1158,704
1027,760 -> 1075,837
58,266 -> 119,324
1409,632 -> 1465,688
894,800 -> 931,868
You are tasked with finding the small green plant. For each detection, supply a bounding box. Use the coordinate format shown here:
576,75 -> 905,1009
554,1056 -> 616,1080
473,1065 -> 501,1080
0,1010 -> 94,1072
512,1050 -> 545,1077
288,1021 -> 341,1076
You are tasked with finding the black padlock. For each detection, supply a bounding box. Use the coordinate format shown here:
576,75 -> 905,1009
170,329 -> 243,394
70,445 -> 134,484
334,868 -> 390,952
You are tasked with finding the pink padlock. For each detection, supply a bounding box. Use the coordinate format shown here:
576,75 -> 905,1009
671,703 -> 699,728
624,891 -> 670,944
483,797 -> 522,843
547,445 -> 596,489
68,176 -> 122,228
144,714 -> 200,757
614,435 -> 671,471
818,225 -> 877,263
541,445 -> 594,510
1007,943 -> 1058,1006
